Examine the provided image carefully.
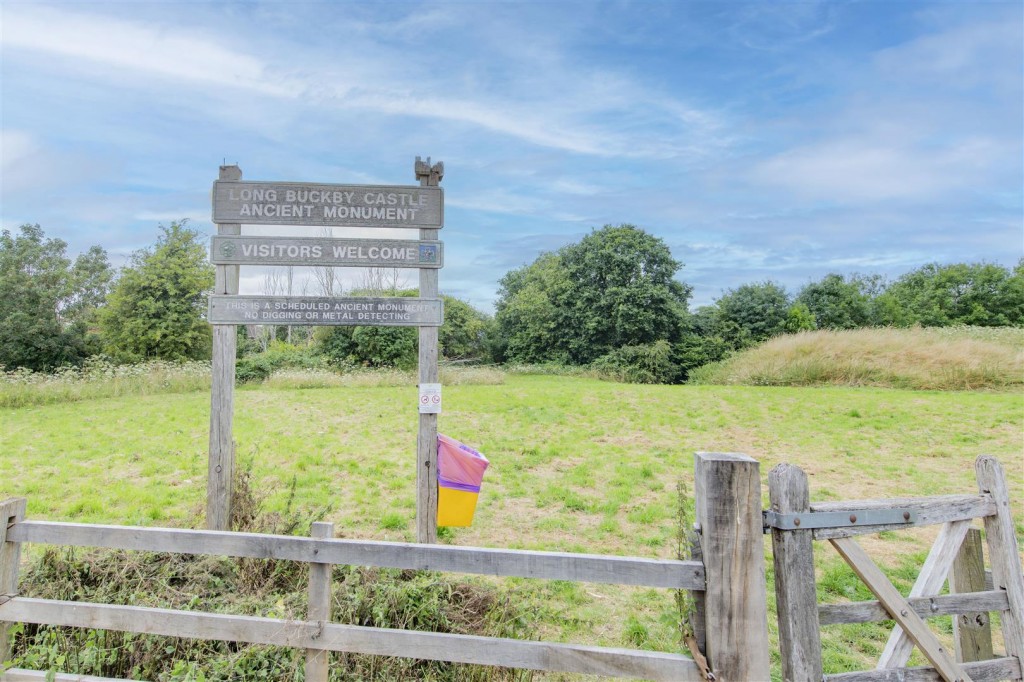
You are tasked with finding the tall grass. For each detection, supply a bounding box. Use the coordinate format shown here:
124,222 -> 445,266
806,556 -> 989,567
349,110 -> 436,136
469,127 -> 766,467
689,326 -> 1024,390
0,360 -> 507,408
0,359 -> 211,408
263,365 -> 506,390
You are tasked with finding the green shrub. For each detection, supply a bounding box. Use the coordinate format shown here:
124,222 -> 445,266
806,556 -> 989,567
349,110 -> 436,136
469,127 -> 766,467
234,355 -> 274,384
671,333 -> 732,380
590,340 -> 678,384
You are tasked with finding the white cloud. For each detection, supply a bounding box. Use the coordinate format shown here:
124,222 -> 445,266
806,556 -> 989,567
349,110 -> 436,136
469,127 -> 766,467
1,6 -> 298,97
749,129 -> 1005,203
0,130 -> 36,172
1,5 -> 729,160
874,15 -> 1022,90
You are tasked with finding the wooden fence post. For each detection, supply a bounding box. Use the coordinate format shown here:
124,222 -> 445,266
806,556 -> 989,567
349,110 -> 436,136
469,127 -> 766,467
0,498 -> 27,663
769,463 -> 823,682
974,455 -> 1024,664
305,521 -> 335,681
694,452 -> 771,680
415,157 -> 442,545
949,527 -> 994,663
208,164 -> 241,531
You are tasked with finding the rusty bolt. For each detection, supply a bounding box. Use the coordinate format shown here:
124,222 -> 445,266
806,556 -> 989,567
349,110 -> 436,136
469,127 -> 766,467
903,511 -> 911,521
793,517 -> 801,527
850,514 -> 858,523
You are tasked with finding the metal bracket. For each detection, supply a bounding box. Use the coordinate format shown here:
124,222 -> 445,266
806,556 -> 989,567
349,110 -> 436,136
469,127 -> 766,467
763,508 -> 915,532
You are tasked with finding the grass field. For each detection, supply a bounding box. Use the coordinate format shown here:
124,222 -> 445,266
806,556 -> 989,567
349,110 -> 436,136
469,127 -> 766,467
3,374 -> 1023,678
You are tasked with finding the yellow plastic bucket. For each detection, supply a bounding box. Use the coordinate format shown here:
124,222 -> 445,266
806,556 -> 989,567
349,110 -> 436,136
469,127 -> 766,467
437,485 -> 480,527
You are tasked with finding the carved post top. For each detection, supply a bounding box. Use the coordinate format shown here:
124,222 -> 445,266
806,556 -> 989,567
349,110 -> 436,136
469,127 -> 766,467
219,165 -> 242,181
414,156 -> 444,186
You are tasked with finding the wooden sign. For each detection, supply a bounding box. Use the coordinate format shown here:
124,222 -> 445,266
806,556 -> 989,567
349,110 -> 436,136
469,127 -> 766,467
211,236 -> 443,268
212,181 -> 443,228
209,295 -> 443,326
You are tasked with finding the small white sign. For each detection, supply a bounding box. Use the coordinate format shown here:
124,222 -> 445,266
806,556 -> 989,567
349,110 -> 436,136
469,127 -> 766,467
419,383 -> 442,414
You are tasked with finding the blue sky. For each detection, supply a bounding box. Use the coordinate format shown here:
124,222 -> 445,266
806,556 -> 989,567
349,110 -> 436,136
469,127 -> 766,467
2,1 -> 1021,312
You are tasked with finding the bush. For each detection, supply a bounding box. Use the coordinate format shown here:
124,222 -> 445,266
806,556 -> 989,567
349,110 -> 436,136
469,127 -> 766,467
234,355 -> 274,384
590,340 -> 678,384
671,334 -> 732,380
234,341 -> 327,385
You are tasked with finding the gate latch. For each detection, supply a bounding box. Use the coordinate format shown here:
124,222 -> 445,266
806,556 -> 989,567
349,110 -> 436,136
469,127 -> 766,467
763,508 -> 915,532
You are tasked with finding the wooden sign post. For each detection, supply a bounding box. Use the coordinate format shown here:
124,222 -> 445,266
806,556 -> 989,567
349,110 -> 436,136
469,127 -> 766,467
207,160 -> 445,540
207,165 -> 241,531
415,157 -> 443,544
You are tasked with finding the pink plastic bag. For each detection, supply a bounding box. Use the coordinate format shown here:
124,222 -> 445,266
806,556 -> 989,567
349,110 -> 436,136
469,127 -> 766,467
437,434 -> 489,493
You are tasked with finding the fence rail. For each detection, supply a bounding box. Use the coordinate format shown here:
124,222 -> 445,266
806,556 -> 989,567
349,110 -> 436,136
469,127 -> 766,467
6,520 -> 704,590
0,598 -> 703,681
1,452 -> 778,681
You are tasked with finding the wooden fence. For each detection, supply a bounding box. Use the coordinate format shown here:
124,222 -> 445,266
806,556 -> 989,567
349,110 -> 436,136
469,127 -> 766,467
769,455 -> 1024,682
3,453 -> 1020,681
0,452 -> 770,682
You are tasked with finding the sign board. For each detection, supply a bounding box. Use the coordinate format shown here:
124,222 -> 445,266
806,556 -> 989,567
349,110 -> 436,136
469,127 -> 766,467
211,236 -> 442,268
212,181 -> 443,228
209,295 -> 443,326
418,383 -> 442,414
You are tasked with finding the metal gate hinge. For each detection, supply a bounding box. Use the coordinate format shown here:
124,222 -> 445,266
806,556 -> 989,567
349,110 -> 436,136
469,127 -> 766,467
762,508 -> 915,533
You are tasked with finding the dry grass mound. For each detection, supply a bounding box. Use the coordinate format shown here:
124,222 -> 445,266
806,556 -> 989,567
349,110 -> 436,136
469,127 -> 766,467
689,326 -> 1024,390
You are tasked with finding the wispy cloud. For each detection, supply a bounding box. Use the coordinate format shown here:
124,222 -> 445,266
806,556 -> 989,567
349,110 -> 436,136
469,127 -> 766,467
1,4 -> 730,160
1,6 -> 297,97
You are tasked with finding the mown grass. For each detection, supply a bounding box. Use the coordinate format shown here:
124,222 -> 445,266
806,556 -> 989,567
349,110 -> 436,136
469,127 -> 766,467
689,326 -> 1024,391
3,371 -> 1022,679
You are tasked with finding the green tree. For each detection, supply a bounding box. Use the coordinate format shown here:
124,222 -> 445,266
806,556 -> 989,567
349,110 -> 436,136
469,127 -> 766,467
316,291 -> 493,368
784,302 -> 817,333
796,273 -> 870,329
438,295 -> 494,360
493,253 -> 570,364
876,262 -> 1024,327
495,225 -> 691,364
100,222 -> 214,362
0,224 -> 112,371
712,281 -> 791,348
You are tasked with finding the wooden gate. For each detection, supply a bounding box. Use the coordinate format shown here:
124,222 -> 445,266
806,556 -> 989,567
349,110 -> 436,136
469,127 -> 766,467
769,455 -> 1023,682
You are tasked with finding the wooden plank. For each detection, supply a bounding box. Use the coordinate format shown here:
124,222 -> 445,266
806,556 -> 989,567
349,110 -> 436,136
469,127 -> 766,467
975,455 -> 1024,666
811,495 -> 995,540
694,452 -> 771,678
878,520 -> 971,668
305,521 -> 333,682
949,528 -> 994,663
687,530 -> 706,656
1,669 -> 144,681
210,236 -> 443,268
208,295 -> 444,327
0,598 -> 702,682
823,657 -> 1021,682
0,498 -> 27,663
7,521 -> 705,590
212,181 -> 444,228
208,164 -> 241,532
830,537 -> 969,682
769,463 -> 824,682
818,590 -> 1009,626
416,157 -> 442,545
